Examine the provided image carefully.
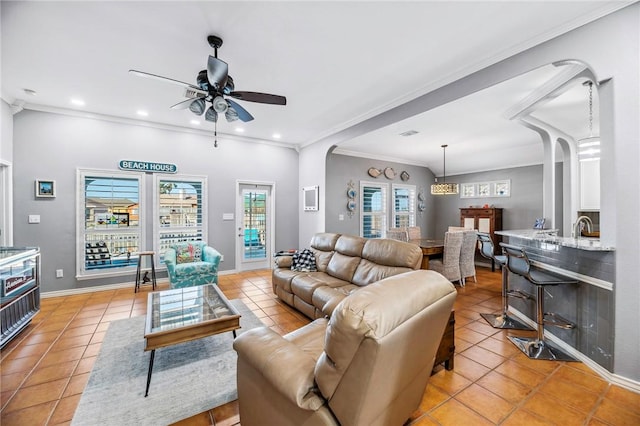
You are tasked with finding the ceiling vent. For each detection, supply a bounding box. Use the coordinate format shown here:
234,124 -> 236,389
399,130 -> 419,137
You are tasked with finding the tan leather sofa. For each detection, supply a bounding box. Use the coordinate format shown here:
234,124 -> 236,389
272,233 -> 423,319
234,269 -> 457,426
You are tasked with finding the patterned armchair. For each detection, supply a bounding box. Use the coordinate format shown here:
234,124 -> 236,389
164,241 -> 222,289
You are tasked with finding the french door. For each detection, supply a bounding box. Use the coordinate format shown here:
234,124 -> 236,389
236,182 -> 274,271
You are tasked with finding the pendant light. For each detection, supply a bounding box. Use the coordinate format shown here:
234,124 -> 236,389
431,144 -> 459,195
578,81 -> 600,162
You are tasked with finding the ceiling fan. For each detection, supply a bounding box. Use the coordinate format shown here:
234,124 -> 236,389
129,35 -> 286,126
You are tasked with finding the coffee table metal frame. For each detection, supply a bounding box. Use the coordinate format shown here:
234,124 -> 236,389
143,284 -> 241,396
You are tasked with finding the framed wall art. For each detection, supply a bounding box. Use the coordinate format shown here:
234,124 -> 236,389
35,180 -> 56,198
460,183 -> 476,198
493,180 -> 511,197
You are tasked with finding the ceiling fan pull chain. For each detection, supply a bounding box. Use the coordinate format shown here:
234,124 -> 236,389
214,121 -> 218,148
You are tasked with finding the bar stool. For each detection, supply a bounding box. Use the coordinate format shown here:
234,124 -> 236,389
477,233 -> 533,330
135,251 -> 157,293
500,243 -> 578,361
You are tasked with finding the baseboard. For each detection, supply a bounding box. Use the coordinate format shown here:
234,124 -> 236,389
41,281 -> 139,298
42,268 -> 239,299
510,307 -> 640,393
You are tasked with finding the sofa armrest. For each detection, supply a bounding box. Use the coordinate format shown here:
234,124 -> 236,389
164,248 -> 177,277
233,327 -> 325,411
202,246 -> 221,269
275,255 -> 293,268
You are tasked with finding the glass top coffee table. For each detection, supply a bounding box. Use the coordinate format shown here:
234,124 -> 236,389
143,284 -> 241,396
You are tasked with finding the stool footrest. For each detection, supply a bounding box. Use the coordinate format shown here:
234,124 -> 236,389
506,289 -> 533,301
544,312 -> 575,329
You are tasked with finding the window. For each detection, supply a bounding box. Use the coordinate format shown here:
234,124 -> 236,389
360,181 -> 387,238
392,184 -> 416,228
154,175 -> 207,264
78,170 -> 143,278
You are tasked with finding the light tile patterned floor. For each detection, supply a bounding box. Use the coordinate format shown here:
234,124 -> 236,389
1,267 -> 639,425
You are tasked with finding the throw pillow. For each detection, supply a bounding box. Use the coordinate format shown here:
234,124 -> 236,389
175,243 -> 202,264
291,248 -> 317,272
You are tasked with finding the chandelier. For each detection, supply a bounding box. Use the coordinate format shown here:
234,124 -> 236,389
431,144 -> 459,195
577,81 -> 600,162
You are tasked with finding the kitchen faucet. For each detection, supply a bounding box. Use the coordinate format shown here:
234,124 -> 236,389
574,216 -> 593,239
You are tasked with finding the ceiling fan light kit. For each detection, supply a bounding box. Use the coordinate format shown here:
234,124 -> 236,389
431,144 -> 459,195
129,34 -> 286,146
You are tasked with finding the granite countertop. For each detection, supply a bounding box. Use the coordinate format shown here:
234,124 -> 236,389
495,229 -> 615,252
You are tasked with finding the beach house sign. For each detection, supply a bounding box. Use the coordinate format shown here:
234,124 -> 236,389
118,160 -> 177,174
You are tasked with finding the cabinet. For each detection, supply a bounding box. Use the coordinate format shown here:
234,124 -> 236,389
1,248 -> 41,348
460,208 -> 503,270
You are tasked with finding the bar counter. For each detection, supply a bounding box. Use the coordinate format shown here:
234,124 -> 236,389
495,229 -> 615,372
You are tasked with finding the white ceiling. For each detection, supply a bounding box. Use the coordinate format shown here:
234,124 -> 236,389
2,1 -> 627,175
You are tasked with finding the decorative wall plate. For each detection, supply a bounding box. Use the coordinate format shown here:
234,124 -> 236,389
347,200 -> 356,211
384,167 -> 396,179
347,188 -> 357,199
400,171 -> 410,181
418,191 -> 425,201
418,201 -> 426,211
368,167 -> 381,178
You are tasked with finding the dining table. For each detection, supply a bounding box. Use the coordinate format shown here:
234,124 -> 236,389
409,239 -> 445,270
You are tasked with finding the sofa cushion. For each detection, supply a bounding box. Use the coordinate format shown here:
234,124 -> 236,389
291,249 -> 318,272
361,238 -> 422,269
334,235 -> 366,257
312,285 -> 359,317
351,259 -> 415,287
326,252 -> 361,283
173,261 -> 216,277
291,273 -> 350,303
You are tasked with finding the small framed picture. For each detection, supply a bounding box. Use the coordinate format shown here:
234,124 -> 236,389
35,180 -> 56,198
477,183 -> 491,198
493,180 -> 511,197
460,183 -> 476,198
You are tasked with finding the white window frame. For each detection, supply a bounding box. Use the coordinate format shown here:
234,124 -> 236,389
391,183 -> 416,228
360,181 -> 388,238
153,174 -> 208,267
76,169 -> 145,280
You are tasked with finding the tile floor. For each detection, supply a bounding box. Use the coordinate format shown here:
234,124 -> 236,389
1,267 -> 639,425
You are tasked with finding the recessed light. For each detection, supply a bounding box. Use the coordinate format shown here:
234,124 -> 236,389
272,133 -> 281,139
235,127 -> 244,133
23,88 -> 37,96
190,120 -> 200,125
137,110 -> 148,117
71,98 -> 85,106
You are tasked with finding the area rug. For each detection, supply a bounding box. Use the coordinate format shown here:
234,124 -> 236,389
72,299 -> 264,426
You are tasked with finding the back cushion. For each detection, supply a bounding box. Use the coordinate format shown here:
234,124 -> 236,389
326,253 -> 361,282
310,233 -> 341,251
310,233 -> 341,272
361,239 -> 422,269
351,260 -> 413,286
334,235 -> 366,257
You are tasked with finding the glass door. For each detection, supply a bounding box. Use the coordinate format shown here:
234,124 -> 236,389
237,184 -> 272,271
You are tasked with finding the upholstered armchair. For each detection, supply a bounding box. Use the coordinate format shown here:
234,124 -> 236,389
164,241 -> 222,289
233,270 -> 457,426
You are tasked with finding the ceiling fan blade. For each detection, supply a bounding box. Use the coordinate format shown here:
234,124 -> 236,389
227,99 -> 254,122
229,91 -> 286,105
129,70 -> 207,96
207,56 -> 228,90
170,98 -> 200,110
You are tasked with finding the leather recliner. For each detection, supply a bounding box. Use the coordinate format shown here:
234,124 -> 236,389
233,269 -> 457,426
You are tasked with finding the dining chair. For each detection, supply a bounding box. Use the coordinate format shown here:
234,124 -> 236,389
429,231 -> 463,285
386,228 -> 408,242
407,226 -> 422,240
459,230 -> 478,285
